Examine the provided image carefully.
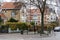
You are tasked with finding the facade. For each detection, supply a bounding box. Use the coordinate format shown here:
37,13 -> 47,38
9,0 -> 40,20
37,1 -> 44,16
48,11 -> 57,22
1,2 -> 23,22
0,13 -> 6,19
20,6 -> 57,25
0,2 -> 57,25
0,13 -> 7,24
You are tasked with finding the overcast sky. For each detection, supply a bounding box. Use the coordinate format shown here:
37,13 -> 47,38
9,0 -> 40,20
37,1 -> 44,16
3,0 -> 12,2
0,0 -> 11,2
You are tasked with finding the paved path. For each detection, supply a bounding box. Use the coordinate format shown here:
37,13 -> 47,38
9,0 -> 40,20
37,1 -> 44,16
0,32 -> 59,40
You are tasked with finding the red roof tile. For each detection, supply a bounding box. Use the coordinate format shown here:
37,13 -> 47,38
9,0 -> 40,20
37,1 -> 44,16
2,2 -> 23,9
2,2 -> 14,9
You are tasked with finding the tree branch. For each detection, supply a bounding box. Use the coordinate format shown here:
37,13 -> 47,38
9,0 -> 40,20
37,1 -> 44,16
42,0 -> 46,13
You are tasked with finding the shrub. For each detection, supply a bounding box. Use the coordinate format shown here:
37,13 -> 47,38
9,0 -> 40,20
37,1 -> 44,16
20,22 -> 28,30
16,23 -> 21,30
10,24 -> 17,30
47,26 -> 52,34
50,21 -> 59,27
6,22 -> 18,30
8,17 -> 18,22
0,16 -> 3,25
1,24 -> 8,33
1,25 -> 7,29
6,22 -> 29,30
30,21 -> 35,26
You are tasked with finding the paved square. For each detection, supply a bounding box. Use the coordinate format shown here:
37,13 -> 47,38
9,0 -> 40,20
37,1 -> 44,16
0,32 -> 59,40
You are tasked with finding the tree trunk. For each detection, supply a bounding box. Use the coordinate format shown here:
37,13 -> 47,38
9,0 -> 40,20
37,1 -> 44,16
40,12 -> 44,34
40,0 -> 46,34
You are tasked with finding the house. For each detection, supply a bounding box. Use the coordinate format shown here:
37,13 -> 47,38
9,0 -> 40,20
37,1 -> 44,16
1,2 -> 57,25
0,13 -> 7,24
48,9 -> 57,22
20,5 -> 57,25
1,2 -> 24,22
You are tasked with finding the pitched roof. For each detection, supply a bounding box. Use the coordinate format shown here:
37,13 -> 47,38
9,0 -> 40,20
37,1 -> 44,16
2,2 -> 23,9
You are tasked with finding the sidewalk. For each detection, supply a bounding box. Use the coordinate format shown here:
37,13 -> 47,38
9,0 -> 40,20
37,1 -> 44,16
0,31 -> 55,40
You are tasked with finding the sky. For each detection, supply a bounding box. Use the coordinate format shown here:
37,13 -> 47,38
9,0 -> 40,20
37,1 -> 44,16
3,0 -> 12,2
0,0 -> 14,2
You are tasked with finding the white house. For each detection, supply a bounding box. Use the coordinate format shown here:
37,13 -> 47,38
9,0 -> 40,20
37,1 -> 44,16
48,10 -> 57,22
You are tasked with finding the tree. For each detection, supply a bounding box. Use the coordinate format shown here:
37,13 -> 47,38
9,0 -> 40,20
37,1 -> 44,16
30,21 -> 35,26
28,0 -> 47,34
0,16 -> 3,25
13,2 -> 24,9
20,22 -> 28,34
30,21 -> 36,34
50,21 -> 59,29
8,17 -> 18,22
15,0 -> 47,34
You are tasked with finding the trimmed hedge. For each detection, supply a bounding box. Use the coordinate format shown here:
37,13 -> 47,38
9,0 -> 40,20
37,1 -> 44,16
6,22 -> 31,30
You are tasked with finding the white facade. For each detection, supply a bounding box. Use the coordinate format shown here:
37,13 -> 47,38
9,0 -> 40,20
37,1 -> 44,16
19,0 -> 58,23
20,6 -> 27,22
48,12 -> 57,22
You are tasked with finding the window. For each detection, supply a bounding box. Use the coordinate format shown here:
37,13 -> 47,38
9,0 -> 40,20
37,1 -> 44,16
21,16 -> 26,22
32,14 -> 38,22
11,12 -> 15,17
32,14 -> 38,20
3,10 -> 7,13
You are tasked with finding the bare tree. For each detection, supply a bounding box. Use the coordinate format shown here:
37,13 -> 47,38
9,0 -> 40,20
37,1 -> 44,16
28,0 -> 47,34
15,0 -> 47,34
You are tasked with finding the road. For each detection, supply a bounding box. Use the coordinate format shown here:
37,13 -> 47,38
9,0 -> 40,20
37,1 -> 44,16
0,32 -> 59,40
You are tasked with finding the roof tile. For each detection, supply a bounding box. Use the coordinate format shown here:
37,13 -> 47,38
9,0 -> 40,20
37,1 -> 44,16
2,2 -> 23,9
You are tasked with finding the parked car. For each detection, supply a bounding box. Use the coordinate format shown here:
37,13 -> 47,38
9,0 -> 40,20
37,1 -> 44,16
54,26 -> 60,32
